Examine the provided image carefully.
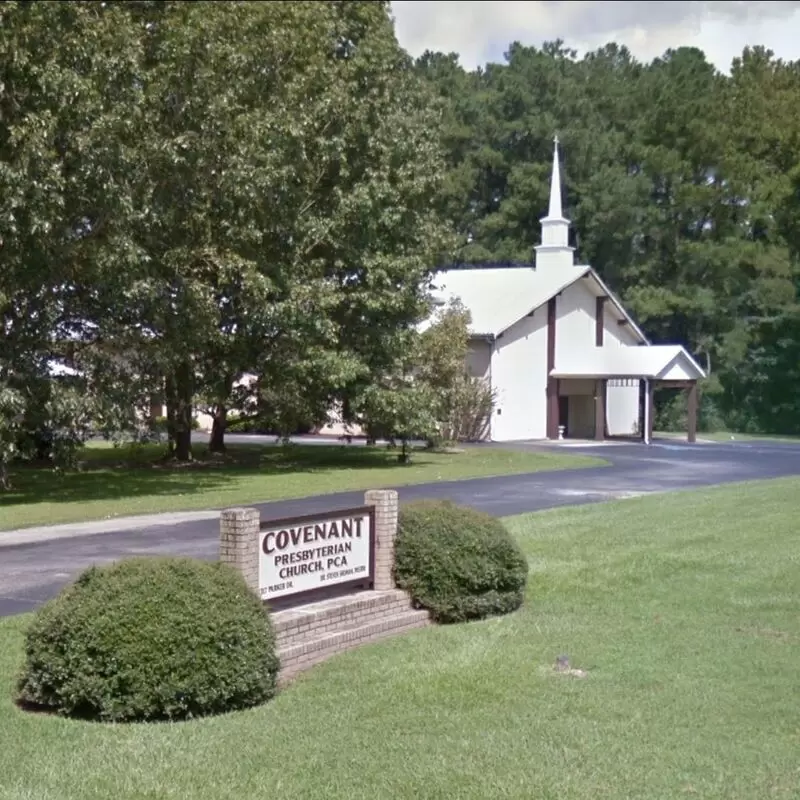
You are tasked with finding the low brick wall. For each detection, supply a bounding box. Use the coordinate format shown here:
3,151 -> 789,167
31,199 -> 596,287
273,589 -> 430,685
220,490 -> 430,685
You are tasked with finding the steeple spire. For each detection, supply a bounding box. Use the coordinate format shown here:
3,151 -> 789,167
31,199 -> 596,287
534,134 -> 574,270
548,135 -> 563,219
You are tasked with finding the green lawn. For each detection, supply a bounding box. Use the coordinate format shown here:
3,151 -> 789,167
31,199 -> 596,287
1,477 -> 799,799
656,429 -> 800,443
0,442 -> 603,531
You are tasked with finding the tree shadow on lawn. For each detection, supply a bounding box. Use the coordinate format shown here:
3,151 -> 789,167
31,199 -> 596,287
1,443 -> 428,508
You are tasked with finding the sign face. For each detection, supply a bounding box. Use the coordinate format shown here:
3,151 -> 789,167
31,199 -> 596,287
258,506 -> 374,602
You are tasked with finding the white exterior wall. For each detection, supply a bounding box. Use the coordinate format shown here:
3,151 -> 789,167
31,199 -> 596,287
553,281 -> 600,437
490,312 -> 548,441
316,401 -> 365,437
604,315 -> 639,349
553,281 -> 643,438
604,312 -> 642,436
554,279 -> 596,365
606,379 -> 640,436
659,357 -> 699,381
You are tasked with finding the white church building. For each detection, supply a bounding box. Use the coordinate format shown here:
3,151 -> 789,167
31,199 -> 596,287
430,138 -> 706,444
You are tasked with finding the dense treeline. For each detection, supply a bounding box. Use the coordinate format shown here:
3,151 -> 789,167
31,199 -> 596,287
417,41 -> 800,434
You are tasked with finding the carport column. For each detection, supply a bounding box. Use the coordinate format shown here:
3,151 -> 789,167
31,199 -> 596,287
220,507 -> 261,593
687,381 -> 698,444
643,379 -> 654,445
594,379 -> 606,441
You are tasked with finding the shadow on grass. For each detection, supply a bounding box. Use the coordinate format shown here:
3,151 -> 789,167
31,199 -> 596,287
13,693 -> 251,725
1,443 -> 428,509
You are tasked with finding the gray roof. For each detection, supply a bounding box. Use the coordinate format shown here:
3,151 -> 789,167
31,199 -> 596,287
430,265 -> 649,343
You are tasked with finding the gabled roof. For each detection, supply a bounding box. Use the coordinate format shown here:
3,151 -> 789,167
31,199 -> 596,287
429,264 -> 649,343
552,344 -> 707,380
430,264 -> 590,337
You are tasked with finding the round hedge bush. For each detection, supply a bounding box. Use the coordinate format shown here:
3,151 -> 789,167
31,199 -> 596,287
394,500 -> 528,624
17,557 -> 279,722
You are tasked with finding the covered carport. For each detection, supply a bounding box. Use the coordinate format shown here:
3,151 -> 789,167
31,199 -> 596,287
550,345 -> 707,444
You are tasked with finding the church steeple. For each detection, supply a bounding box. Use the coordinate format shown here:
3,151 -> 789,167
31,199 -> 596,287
534,135 -> 575,269
547,135 -> 564,219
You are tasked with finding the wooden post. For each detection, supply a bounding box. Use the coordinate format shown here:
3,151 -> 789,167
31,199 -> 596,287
687,381 -> 698,443
546,297 -> 559,439
646,380 -> 655,444
595,297 -> 606,347
594,379 -> 606,441
638,379 -> 646,442
547,380 -> 560,440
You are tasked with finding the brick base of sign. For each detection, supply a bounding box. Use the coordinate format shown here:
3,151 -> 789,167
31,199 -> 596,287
273,590 -> 430,686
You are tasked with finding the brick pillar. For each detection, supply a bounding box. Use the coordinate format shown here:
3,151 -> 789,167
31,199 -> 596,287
364,489 -> 398,591
220,507 -> 261,593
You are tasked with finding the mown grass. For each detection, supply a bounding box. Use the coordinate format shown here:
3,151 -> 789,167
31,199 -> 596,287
0,442 -> 603,531
656,429 -> 800,443
1,477 -> 798,799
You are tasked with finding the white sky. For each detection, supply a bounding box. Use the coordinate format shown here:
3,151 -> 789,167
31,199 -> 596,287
391,1 -> 800,72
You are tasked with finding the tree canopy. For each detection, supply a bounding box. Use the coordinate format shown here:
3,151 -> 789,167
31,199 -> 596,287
0,0 -> 452,474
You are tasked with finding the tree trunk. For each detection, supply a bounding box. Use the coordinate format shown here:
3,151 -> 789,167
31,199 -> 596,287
165,373 -> 177,457
0,460 -> 9,491
398,437 -> 410,464
209,405 -> 227,453
208,374 -> 233,454
166,360 -> 194,461
173,425 -> 192,462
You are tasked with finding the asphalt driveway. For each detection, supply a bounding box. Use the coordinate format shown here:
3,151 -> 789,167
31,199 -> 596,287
1,438 -> 798,617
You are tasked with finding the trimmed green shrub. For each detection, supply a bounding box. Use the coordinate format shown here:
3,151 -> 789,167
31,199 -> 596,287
18,557 -> 279,722
394,500 -> 528,624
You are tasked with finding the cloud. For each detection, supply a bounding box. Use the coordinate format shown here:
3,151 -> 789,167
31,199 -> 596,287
390,1 -> 800,72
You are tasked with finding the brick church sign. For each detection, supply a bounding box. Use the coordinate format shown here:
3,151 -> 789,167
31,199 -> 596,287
220,490 -> 425,684
258,506 -> 375,601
